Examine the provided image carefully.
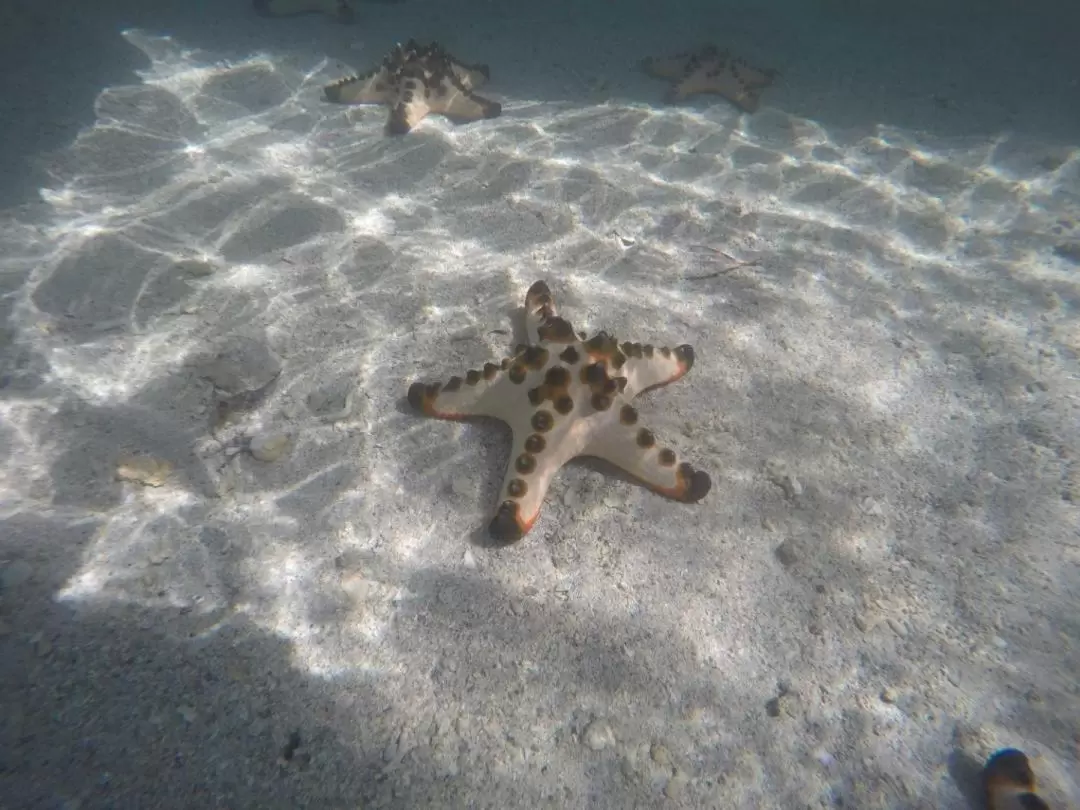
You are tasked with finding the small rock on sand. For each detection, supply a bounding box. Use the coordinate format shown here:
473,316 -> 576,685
115,454 -> 173,487
249,432 -> 290,462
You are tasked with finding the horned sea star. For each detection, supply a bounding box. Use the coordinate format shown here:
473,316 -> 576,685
407,281 -> 713,543
323,40 -> 501,135
642,44 -> 777,113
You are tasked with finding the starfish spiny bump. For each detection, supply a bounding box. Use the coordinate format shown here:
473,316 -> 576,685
407,280 -> 713,544
323,39 -> 501,135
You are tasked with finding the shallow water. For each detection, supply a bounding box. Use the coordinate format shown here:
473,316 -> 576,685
1,1 -> 1078,807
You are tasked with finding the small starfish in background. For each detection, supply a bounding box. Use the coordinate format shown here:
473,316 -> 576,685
253,0 -> 356,23
323,40 -> 501,135
642,44 -> 777,112
407,280 -> 713,544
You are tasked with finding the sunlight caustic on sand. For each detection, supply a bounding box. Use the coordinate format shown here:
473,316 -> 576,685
6,22 -> 1074,649
1,20 -> 1077,808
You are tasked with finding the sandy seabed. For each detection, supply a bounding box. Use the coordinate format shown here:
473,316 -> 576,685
1,0 -> 1078,807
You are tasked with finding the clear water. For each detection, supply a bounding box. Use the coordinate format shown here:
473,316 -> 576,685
0,1 -> 1077,807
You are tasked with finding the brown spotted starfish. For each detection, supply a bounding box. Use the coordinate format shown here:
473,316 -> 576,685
323,39 -> 501,135
407,281 -> 712,544
642,44 -> 777,113
253,0 -> 355,23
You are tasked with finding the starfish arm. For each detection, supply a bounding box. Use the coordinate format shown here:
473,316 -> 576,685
980,748 -> 1046,810
667,53 -> 775,111
407,361 -> 516,420
385,71 -> 499,134
617,342 -> 696,399
444,57 -> 490,91
581,405 -> 712,504
669,68 -> 721,103
671,66 -> 756,111
387,74 -> 433,135
411,41 -> 491,91
641,44 -> 715,80
405,339 -> 560,421
524,280 -> 556,342
641,54 -> 689,80
324,66 -> 394,105
524,280 -> 579,346
488,415 -> 591,543
427,80 -> 501,123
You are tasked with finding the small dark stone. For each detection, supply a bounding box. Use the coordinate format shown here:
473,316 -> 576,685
1052,242 -> 1080,264
282,730 -> 302,761
774,539 -> 799,567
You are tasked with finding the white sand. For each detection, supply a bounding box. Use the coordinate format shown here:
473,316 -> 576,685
1,0 -> 1079,807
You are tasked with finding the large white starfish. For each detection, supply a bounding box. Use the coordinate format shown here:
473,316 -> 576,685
407,280 -> 713,543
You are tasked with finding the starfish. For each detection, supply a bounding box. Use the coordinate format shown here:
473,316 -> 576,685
252,0 -> 356,23
981,748 -> 1051,810
642,44 -> 777,113
323,39 -> 501,135
407,280 -> 713,544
